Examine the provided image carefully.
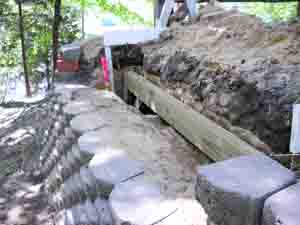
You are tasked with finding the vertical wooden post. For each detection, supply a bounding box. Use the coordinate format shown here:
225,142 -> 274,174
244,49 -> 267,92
154,0 -> 165,26
290,104 -> 300,154
17,1 -> 31,97
157,0 -> 175,29
105,46 -> 115,92
185,0 -> 197,18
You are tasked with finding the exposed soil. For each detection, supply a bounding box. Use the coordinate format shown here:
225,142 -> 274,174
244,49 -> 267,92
0,173 -> 55,225
142,4 -> 300,154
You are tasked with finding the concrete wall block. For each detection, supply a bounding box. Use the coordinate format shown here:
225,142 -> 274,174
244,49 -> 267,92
88,150 -> 144,199
70,112 -> 107,136
83,199 -> 101,225
94,198 -> 113,225
79,167 -> 98,201
73,145 -> 93,167
63,101 -> 98,117
109,179 -> 177,225
262,182 -> 300,225
195,154 -> 296,225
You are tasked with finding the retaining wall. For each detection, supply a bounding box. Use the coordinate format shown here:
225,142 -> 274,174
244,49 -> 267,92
33,85 -> 209,225
32,84 -> 299,225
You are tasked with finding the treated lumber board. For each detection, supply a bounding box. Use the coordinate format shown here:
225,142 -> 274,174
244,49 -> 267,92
126,71 -> 259,161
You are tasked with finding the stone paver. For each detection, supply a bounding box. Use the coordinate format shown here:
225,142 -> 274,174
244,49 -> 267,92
196,154 -> 296,225
71,110 -> 143,135
263,182 -> 300,225
89,150 -> 144,197
78,125 -> 152,156
109,179 -> 177,225
64,101 -> 98,116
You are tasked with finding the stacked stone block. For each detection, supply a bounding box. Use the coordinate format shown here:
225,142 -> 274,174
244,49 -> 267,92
37,87 -> 196,225
33,85 -> 300,225
195,154 -> 300,225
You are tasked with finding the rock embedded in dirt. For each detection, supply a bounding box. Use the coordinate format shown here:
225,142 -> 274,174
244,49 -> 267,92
141,5 -> 300,153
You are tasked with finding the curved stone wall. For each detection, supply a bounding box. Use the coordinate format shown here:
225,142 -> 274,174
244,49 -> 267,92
33,85 -> 209,225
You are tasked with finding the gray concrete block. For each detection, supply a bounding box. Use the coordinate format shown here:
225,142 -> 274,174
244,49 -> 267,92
75,203 -> 90,225
79,167 -> 97,200
65,208 -> 76,225
263,182 -> 300,225
94,198 -> 113,225
94,198 -> 114,225
109,179 -> 177,225
89,150 -> 144,198
78,124 -> 150,156
72,109 -> 143,136
195,154 -> 296,225
83,199 -> 100,225
70,112 -> 106,135
64,101 -> 98,116
71,144 -> 90,167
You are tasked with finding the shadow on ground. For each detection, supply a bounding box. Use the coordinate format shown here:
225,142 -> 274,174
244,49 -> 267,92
0,172 -> 54,225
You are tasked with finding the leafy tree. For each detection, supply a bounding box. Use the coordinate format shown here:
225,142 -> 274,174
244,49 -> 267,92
71,0 -> 153,25
247,2 -> 299,22
1,0 -> 80,91
17,0 -> 31,96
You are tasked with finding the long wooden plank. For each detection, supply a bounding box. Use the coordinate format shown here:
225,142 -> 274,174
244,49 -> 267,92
126,71 -> 259,161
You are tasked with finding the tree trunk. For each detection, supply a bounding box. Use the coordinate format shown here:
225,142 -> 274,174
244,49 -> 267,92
45,51 -> 51,90
18,1 -> 31,97
51,0 -> 62,88
297,1 -> 300,17
81,5 -> 85,39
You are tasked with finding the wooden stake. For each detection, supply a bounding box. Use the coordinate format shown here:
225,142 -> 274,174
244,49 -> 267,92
105,46 -> 115,92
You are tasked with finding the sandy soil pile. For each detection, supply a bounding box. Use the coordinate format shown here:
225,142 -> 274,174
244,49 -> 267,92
142,5 -> 300,154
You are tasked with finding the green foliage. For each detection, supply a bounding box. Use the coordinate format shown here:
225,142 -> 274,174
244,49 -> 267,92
0,0 -> 80,83
0,1 -> 20,67
95,0 -> 149,25
247,2 -> 298,22
71,0 -> 153,25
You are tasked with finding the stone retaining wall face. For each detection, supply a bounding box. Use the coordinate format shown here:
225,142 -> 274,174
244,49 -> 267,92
34,87 -> 185,225
196,154 -> 298,225
34,85 -> 300,225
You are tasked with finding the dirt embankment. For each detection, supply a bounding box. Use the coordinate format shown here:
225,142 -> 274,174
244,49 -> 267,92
141,5 -> 300,154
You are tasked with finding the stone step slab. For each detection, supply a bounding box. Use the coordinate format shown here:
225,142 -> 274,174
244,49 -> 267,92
89,150 -> 144,198
71,110 -> 143,136
109,179 -> 177,225
78,125 -> 154,156
195,154 -> 296,225
64,101 -> 98,116
263,182 -> 300,225
70,112 -> 107,135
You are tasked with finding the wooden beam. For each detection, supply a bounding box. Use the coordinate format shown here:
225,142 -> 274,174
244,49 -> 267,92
157,0 -> 176,29
126,71 -> 259,161
185,0 -> 197,17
